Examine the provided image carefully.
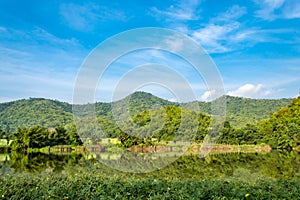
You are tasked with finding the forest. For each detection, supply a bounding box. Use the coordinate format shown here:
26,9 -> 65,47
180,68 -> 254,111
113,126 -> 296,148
0,92 -> 299,151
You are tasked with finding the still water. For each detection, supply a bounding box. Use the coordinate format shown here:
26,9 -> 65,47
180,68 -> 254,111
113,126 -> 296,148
0,150 -> 299,182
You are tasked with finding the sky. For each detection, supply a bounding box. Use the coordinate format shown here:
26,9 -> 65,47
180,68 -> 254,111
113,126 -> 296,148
0,0 -> 300,103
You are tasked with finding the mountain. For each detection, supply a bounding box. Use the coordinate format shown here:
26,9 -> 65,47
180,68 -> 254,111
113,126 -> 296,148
0,98 -> 73,133
109,91 -> 178,120
181,95 -> 292,127
219,96 -> 292,127
0,92 -> 293,133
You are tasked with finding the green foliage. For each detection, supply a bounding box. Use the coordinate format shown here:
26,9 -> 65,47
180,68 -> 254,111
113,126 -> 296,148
1,92 -> 291,135
0,98 -> 72,133
258,96 -> 300,149
218,96 -> 300,149
10,126 -> 82,152
110,106 -> 210,147
0,92 -> 297,150
0,169 -> 299,199
224,96 -> 292,127
181,96 -> 292,128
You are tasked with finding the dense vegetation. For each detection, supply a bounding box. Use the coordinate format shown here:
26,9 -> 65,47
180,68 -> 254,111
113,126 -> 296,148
0,92 -> 298,151
0,98 -> 72,133
218,96 -> 300,149
259,97 -> 300,149
0,92 -> 291,133
1,174 -> 299,199
10,126 -> 82,152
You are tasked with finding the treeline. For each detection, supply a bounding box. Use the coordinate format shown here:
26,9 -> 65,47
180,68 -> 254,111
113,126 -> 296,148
10,125 -> 82,152
219,96 -> 300,150
99,97 -> 299,150
112,106 -> 210,147
0,93 -> 298,151
75,106 -> 210,148
0,92 -> 292,133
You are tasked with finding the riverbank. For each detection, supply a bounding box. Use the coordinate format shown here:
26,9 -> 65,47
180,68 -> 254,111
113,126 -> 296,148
26,143 -> 273,155
4,139 -> 298,154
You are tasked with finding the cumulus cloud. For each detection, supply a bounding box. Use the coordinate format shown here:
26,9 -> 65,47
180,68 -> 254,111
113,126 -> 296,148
200,90 -> 217,101
227,84 -> 272,98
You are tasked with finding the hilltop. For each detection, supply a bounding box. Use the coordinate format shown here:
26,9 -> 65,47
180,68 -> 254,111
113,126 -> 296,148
0,92 -> 292,133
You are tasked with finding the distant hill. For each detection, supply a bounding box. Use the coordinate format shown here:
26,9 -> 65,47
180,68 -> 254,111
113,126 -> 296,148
181,95 -> 292,127
218,96 -> 292,127
0,98 -> 73,133
0,92 -> 292,133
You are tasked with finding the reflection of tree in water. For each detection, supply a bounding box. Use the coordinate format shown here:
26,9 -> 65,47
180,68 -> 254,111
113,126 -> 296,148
9,152 -> 83,173
142,151 -> 300,181
3,151 -> 300,181
0,154 -> 12,175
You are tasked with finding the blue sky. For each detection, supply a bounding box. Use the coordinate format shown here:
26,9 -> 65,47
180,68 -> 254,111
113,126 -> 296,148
0,0 -> 300,103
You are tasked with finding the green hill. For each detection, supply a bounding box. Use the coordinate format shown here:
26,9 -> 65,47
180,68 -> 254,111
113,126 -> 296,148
0,98 -> 73,133
220,96 -> 292,127
0,92 -> 293,134
182,95 -> 292,127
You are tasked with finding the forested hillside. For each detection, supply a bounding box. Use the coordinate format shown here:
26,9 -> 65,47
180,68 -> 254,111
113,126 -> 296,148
187,95 -> 292,127
0,98 -> 72,133
259,96 -> 300,149
219,96 -> 300,149
0,92 -> 292,134
223,96 -> 292,127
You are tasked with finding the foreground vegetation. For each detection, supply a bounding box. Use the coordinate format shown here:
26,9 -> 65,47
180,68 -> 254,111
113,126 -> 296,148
1,171 -> 299,199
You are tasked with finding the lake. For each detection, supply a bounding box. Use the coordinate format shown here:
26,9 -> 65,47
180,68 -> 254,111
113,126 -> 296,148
1,150 -> 299,182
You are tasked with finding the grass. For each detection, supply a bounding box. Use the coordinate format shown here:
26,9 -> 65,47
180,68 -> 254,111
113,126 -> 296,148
1,172 -> 299,199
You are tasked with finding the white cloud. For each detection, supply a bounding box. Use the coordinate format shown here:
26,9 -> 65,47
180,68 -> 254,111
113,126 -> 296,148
151,0 -> 201,21
163,35 -> 184,52
282,0 -> 300,19
189,5 -> 251,53
254,0 -> 285,20
0,26 -> 81,50
192,23 -> 239,53
168,98 -> 178,102
60,3 -> 126,31
227,84 -> 272,98
254,0 -> 300,20
212,5 -> 247,22
200,90 -> 217,101
189,4 -> 295,53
